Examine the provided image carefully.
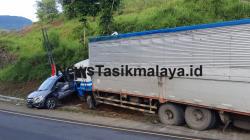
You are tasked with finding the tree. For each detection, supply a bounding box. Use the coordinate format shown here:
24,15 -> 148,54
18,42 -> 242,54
59,0 -> 77,19
61,0 -> 122,35
36,0 -> 59,22
61,0 -> 100,19
61,0 -> 102,46
99,0 -> 121,35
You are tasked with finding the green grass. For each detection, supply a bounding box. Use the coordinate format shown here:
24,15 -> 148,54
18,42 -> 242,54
0,18 -> 87,81
1,0 -> 250,82
114,0 -> 250,32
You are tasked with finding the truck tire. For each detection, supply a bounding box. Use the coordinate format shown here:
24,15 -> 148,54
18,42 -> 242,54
45,97 -> 57,109
185,106 -> 215,130
158,103 -> 185,126
87,95 -> 95,109
208,112 -> 218,129
233,120 -> 250,130
232,115 -> 250,131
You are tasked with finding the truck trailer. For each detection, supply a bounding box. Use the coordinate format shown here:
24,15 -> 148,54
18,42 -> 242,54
76,19 -> 250,131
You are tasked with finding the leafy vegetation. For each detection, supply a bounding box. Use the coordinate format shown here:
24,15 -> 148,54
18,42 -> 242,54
61,0 -> 121,35
1,0 -> 250,82
36,0 -> 59,22
0,19 -> 87,81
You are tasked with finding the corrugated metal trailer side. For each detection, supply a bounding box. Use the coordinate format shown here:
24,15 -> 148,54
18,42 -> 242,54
89,19 -> 250,130
90,23 -> 250,82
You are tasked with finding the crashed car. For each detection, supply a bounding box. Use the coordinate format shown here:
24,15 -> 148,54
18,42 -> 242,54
26,74 -> 75,109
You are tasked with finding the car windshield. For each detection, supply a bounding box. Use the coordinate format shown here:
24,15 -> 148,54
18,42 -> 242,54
38,77 -> 56,91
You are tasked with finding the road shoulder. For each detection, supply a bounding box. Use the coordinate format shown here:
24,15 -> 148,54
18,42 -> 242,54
1,101 -> 250,140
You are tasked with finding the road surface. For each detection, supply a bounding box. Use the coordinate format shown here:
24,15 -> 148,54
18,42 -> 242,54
0,110 -> 197,140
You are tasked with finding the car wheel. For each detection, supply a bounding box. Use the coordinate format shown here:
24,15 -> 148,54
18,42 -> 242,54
46,97 -> 57,109
26,104 -> 33,108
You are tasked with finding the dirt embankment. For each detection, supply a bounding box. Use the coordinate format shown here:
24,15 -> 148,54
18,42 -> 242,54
0,43 -> 30,97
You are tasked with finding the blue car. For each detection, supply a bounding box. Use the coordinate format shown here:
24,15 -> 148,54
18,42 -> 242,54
26,74 -> 75,109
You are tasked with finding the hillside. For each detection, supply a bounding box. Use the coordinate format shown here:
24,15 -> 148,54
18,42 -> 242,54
0,16 -> 32,30
1,0 -> 250,83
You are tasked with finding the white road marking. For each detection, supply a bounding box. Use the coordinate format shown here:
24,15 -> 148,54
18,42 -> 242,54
0,109 -> 202,140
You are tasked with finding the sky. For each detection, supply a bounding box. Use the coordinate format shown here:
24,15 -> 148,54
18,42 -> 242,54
0,0 -> 38,22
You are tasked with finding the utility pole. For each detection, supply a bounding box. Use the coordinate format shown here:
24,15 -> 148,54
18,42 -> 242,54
42,28 -> 57,76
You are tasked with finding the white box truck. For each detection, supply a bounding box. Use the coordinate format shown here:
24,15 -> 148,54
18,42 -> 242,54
76,19 -> 250,130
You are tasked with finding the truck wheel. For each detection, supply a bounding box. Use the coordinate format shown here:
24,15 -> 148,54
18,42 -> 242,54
233,117 -> 250,131
208,112 -> 218,129
46,97 -> 57,109
87,95 -> 95,109
233,120 -> 250,130
158,103 -> 185,126
185,106 -> 215,130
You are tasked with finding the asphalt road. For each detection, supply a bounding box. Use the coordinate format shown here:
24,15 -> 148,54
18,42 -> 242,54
0,111 -> 195,140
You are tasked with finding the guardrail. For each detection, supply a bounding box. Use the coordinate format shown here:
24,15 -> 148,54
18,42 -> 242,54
0,94 -> 24,103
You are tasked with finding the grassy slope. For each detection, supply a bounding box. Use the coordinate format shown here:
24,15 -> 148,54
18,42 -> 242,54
0,18 -> 87,81
1,0 -> 250,82
115,0 -> 250,32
